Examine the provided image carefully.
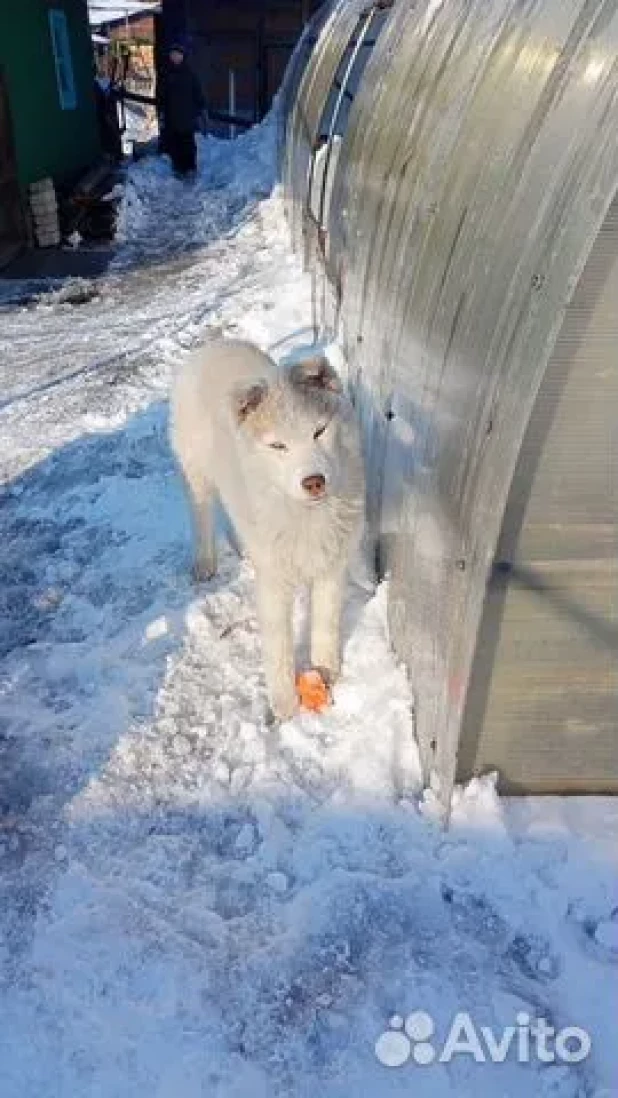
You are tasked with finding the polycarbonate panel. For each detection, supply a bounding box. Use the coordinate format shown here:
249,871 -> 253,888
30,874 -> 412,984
281,0 -> 373,252
459,199 -> 618,792
317,6 -> 392,140
281,0 -> 618,809
277,2 -> 334,170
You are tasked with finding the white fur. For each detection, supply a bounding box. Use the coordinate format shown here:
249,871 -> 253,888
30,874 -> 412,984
170,339 -> 365,719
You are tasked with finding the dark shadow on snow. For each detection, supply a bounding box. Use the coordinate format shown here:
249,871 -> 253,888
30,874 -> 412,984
0,397 -> 368,971
0,407 -> 614,1097
2,786 -> 612,1096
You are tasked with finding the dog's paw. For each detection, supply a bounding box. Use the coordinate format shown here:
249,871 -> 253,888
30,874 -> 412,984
193,557 -> 217,582
270,690 -> 300,723
310,661 -> 339,689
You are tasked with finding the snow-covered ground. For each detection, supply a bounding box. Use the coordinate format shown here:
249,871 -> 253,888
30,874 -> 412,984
1,119 -> 617,1098
122,101 -> 158,152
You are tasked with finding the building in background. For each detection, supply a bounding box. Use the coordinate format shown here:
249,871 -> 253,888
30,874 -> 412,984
0,0 -> 101,266
160,0 -> 323,134
89,0 -> 158,39
89,2 -> 159,96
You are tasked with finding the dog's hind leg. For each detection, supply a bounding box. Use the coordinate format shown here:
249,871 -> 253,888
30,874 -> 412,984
182,464 -> 217,580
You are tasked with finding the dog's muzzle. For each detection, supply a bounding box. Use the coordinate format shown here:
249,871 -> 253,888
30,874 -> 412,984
301,473 -> 326,499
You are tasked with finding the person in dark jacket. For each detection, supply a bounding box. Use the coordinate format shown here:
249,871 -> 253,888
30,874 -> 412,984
156,43 -> 205,176
94,62 -> 123,164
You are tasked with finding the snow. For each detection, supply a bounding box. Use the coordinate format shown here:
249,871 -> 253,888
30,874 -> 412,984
122,102 -> 158,151
88,1 -> 159,29
1,114 -> 617,1098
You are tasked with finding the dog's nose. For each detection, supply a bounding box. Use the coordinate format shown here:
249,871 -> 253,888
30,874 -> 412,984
302,473 -> 326,498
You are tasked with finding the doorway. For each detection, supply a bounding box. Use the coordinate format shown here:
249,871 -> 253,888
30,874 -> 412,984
0,69 -> 26,269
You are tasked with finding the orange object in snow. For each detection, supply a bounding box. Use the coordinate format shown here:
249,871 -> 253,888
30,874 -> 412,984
296,669 -> 331,712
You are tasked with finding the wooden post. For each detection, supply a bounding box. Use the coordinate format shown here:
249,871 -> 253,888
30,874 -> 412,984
229,69 -> 236,139
255,0 -> 267,121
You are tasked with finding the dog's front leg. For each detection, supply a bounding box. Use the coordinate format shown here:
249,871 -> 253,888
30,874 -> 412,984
255,573 -> 298,721
311,569 -> 345,685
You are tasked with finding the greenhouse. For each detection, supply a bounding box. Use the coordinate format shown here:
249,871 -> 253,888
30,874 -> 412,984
281,0 -> 618,803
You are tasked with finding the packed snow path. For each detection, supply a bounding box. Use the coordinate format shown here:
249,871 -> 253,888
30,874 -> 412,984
1,120 -> 617,1098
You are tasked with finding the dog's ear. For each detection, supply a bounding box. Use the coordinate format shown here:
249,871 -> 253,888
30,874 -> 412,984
231,379 -> 268,425
289,355 -> 342,394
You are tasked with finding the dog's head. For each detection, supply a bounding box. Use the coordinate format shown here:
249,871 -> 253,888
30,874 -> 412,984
231,355 -> 354,504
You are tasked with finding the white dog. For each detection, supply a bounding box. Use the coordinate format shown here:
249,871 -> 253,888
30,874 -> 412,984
170,339 -> 365,720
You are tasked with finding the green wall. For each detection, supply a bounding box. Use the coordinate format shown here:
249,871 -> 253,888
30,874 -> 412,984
0,0 -> 100,188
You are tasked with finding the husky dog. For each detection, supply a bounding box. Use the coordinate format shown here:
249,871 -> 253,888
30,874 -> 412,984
170,339 -> 365,720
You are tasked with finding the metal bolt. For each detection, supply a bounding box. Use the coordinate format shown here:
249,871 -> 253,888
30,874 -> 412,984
494,560 -> 513,574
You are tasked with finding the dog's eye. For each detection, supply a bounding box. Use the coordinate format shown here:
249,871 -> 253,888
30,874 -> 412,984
313,423 -> 328,440
269,441 -> 288,451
